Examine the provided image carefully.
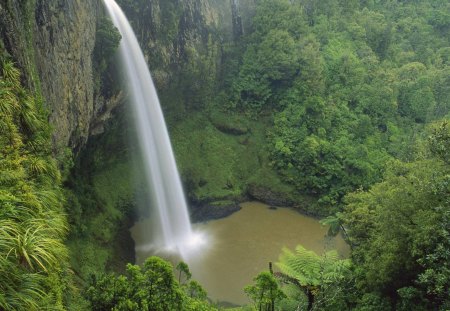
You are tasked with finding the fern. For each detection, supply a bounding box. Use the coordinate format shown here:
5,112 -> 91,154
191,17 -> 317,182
20,96 -> 43,133
276,244 -> 350,290
25,157 -> 49,176
26,134 -> 51,154
0,85 -> 19,114
277,245 -> 322,286
1,59 -> 21,90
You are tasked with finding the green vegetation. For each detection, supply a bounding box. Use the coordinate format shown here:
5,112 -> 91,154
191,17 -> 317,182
73,0 -> 449,309
64,110 -> 137,303
2,0 -> 449,309
276,245 -> 351,310
221,0 -> 450,214
241,122 -> 449,310
218,0 -> 450,310
85,256 -> 216,310
92,16 -> 122,95
244,271 -> 286,311
342,122 -> 450,310
149,0 -> 450,217
0,57 -> 71,309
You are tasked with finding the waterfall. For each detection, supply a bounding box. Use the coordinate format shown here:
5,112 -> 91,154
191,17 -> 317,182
104,0 -> 201,257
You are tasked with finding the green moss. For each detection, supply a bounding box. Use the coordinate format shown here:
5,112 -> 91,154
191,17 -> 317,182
91,162 -> 134,216
209,111 -> 249,135
210,200 -> 236,207
64,112 -> 137,303
170,111 -> 295,205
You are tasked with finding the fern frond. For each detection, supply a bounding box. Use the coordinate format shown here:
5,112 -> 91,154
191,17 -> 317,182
277,246 -> 322,286
25,157 -> 49,176
8,221 -> 68,272
26,134 -> 51,153
276,244 -> 350,290
0,86 -> 20,115
20,97 -> 43,133
1,60 -> 21,90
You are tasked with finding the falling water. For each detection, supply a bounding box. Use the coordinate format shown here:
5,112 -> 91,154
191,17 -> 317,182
104,0 -> 202,257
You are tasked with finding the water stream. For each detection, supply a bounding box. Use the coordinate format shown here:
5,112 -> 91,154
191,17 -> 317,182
103,0 -> 199,258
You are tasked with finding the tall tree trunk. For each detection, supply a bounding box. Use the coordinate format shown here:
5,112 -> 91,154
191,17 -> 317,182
307,288 -> 314,311
269,262 -> 275,311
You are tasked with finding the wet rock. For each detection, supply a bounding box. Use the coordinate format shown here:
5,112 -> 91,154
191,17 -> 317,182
190,200 -> 241,222
247,184 -> 295,207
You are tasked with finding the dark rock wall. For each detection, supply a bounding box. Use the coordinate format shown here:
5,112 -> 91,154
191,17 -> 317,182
0,0 -> 103,151
34,0 -> 100,151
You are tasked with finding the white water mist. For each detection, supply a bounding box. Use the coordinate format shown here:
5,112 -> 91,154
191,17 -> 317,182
104,0 -> 202,257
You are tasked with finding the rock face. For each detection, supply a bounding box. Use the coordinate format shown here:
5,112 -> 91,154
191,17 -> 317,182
118,0 -> 255,92
34,0 -> 100,151
0,1 -> 40,90
190,200 -> 242,223
0,0 -> 103,151
247,184 -> 296,207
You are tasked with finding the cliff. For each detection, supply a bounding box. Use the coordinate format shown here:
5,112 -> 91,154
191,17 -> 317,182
0,0 -> 103,152
0,0 -> 252,153
34,0 -> 99,151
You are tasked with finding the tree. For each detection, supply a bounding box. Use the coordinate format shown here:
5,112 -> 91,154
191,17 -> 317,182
343,121 -> 450,309
244,271 -> 286,311
428,121 -> 450,163
320,212 -> 349,240
176,261 -> 192,284
275,245 -> 351,310
85,257 -> 216,311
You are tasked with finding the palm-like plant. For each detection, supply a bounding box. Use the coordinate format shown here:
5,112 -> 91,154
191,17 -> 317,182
20,96 -> 43,133
319,212 -> 350,240
276,245 -> 350,310
0,59 -> 69,310
0,82 -> 19,115
0,267 -> 46,311
1,59 -> 21,90
8,221 -> 67,272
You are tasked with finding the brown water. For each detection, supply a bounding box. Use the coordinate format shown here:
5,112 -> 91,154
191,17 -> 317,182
131,202 -> 349,305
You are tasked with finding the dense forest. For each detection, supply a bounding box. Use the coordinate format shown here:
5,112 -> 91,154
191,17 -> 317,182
0,0 -> 449,310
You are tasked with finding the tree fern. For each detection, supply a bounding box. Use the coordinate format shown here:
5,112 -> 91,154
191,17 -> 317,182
277,245 -> 322,286
277,245 -> 350,285
276,244 -> 351,310
319,214 -> 341,237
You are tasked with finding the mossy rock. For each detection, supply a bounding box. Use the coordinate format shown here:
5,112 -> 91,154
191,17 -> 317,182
209,112 -> 249,135
247,183 -> 296,207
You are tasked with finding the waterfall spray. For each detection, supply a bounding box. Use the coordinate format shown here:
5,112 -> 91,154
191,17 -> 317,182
103,0 -> 204,258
